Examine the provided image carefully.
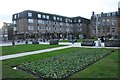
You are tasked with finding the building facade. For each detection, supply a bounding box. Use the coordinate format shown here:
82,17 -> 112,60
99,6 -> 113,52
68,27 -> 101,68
0,22 -> 13,41
90,11 -> 119,38
12,10 -> 90,40
118,1 -> 120,37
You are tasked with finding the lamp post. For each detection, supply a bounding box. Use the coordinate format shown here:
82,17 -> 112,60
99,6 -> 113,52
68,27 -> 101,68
12,30 -> 16,46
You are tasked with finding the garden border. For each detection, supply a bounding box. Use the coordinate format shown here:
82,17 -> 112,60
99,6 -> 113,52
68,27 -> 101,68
15,50 -> 114,79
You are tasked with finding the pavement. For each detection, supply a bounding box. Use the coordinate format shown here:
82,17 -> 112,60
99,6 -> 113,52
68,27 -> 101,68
0,41 -> 119,60
0,45 -> 72,60
0,41 -> 72,46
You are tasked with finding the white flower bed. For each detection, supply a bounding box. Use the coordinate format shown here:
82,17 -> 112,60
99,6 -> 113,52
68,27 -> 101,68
17,49 -> 112,78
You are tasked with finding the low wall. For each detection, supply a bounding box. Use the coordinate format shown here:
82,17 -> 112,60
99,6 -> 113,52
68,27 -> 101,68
104,40 -> 120,47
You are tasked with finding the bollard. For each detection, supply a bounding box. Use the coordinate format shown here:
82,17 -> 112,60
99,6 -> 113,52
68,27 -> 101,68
25,40 -> 28,44
12,40 -> 15,45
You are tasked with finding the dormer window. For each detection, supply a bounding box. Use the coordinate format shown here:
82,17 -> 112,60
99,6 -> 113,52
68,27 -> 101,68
53,16 -> 56,20
78,19 -> 81,22
46,15 -> 49,19
42,15 -> 46,18
38,14 -> 41,18
28,12 -> 32,17
14,15 -> 17,19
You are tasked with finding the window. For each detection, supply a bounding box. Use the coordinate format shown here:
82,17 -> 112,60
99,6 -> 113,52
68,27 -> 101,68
79,28 -> 82,31
78,19 -> 81,22
77,24 -> 79,26
107,28 -> 110,32
13,27 -> 17,31
53,16 -> 56,20
66,28 -> 69,32
107,19 -> 109,25
46,15 -> 49,19
14,15 -> 17,19
42,15 -> 46,18
66,23 -> 69,26
60,22 -> 63,25
66,19 -> 68,22
57,17 -> 59,20
70,20 -> 72,22
46,21 -> 49,24
46,27 -> 49,30
79,23 -> 82,26
38,26 -> 41,30
4,29 -> 8,34
55,22 -> 57,25
38,14 -> 41,18
107,13 -> 111,17
28,12 -> 32,17
98,14 -> 101,17
112,20 -> 115,25
60,28 -> 61,31
74,20 -> 76,22
28,26 -> 33,30
54,27 -> 56,30
107,19 -> 109,22
13,21 -> 16,24
28,19 -> 33,23
38,20 -> 42,24
112,28 -> 115,32
53,22 -> 57,25
68,19 -> 70,22
103,19 -> 105,22
60,18 -> 62,21
98,21 -> 100,26
18,14 -> 19,18
42,20 -> 45,24
112,12 -> 116,16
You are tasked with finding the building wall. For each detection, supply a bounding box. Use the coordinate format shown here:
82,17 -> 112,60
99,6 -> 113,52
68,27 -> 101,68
90,11 -> 119,38
1,22 -> 13,41
12,10 -> 90,39
118,1 -> 120,37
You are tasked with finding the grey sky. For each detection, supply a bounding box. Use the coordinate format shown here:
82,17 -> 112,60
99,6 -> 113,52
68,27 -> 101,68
0,0 -> 119,23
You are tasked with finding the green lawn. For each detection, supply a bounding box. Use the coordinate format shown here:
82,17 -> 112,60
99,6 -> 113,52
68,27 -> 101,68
59,38 -> 97,42
59,40 -> 69,42
2,48 -> 118,79
70,49 -> 119,78
1,44 -> 64,56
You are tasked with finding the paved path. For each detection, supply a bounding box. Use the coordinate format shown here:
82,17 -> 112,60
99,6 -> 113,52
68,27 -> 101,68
0,41 -> 119,60
0,41 -> 74,46
0,45 -> 72,60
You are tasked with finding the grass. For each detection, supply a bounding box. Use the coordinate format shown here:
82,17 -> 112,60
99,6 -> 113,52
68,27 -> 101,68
1,44 -> 64,56
2,48 -> 119,79
17,48 -> 110,78
59,40 -> 70,42
70,49 -> 119,78
59,38 -> 97,42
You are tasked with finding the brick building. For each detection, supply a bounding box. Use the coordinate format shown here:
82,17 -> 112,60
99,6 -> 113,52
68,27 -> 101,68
12,10 -> 90,40
118,1 -> 120,37
90,11 -> 119,38
0,22 -> 13,41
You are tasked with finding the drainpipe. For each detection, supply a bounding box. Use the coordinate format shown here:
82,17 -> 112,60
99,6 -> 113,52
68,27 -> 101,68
96,14 -> 98,37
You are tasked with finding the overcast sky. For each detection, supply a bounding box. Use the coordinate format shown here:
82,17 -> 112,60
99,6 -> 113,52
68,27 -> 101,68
0,0 -> 119,27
